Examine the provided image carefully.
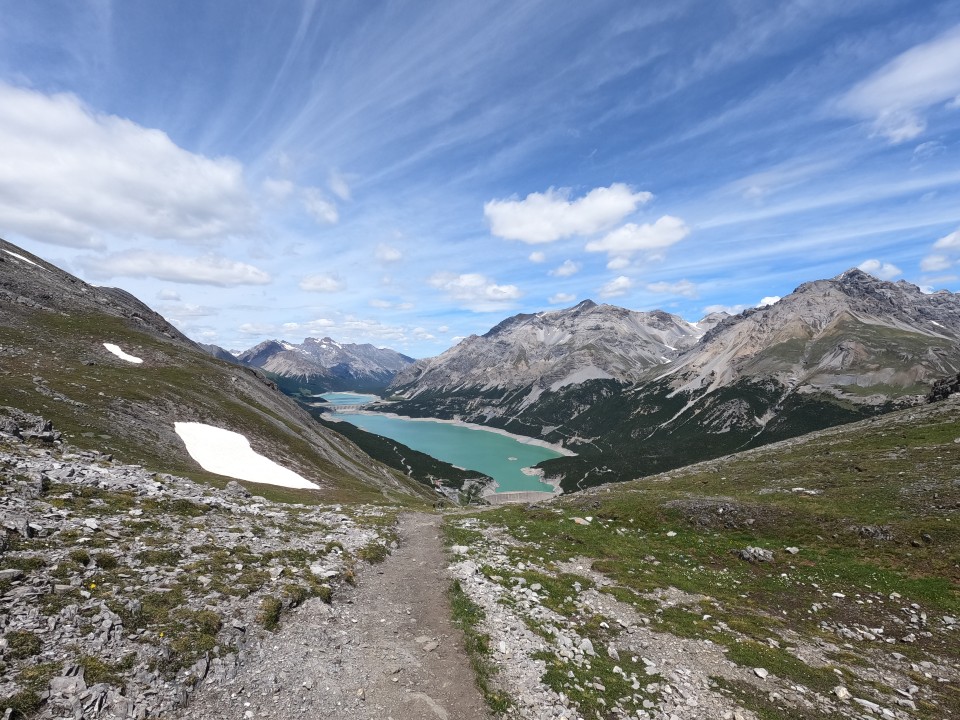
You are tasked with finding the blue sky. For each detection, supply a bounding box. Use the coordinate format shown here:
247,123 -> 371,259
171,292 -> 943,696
1,0 -> 960,357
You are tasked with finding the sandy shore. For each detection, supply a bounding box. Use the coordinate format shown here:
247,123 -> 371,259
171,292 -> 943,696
343,408 -> 576,457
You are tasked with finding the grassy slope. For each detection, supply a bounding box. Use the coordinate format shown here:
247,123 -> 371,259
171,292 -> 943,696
0,308 -> 433,507
448,398 -> 960,717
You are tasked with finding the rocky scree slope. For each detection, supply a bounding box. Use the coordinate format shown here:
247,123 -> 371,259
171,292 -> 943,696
444,396 -> 960,719
389,271 -> 960,491
0,409 -> 399,719
236,337 -> 414,395
0,238 -> 431,504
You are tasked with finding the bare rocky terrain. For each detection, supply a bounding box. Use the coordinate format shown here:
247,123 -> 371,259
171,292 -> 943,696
179,513 -> 492,720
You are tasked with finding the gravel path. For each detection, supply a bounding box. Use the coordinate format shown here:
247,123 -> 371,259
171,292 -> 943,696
179,512 -> 492,720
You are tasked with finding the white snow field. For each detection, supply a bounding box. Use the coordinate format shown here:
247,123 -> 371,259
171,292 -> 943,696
174,422 -> 319,489
2,249 -> 43,268
103,343 -> 144,364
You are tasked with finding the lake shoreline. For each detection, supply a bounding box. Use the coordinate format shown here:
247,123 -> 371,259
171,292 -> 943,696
348,408 -> 576,458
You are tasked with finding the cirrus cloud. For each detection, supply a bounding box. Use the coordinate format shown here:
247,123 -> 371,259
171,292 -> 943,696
484,183 -> 651,244
76,250 -> 270,286
0,83 -> 255,248
838,24 -> 960,143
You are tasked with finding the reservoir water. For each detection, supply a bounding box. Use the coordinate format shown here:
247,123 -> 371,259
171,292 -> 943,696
319,394 -> 563,493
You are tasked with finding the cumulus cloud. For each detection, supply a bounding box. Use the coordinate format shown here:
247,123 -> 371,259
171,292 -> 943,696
548,292 -> 576,304
429,272 -> 521,311
645,279 -> 698,298
838,24 -> 960,143
921,254 -> 952,272
607,257 -> 631,270
302,188 -> 339,224
157,289 -> 181,301
528,251 -> 546,263
585,215 -> 690,261
375,244 -> 403,262
485,183 -> 651,244
77,250 -> 270,286
757,296 -> 781,307
299,272 -> 345,292
934,229 -> 960,249
599,275 -> 632,298
921,228 -> 960,273
549,259 -> 581,277
0,83 -> 255,248
857,259 -> 902,280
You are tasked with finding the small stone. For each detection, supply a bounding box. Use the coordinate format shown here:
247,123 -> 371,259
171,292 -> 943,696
785,546 -> 800,554
754,667 -> 769,679
834,685 -> 851,700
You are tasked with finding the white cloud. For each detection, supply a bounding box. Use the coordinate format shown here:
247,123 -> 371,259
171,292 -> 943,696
0,83 -> 255,248
921,254 -> 952,272
934,229 -> 960,249
528,251 -> 546,263
328,170 -> 351,201
757,296 -> 781,307
239,322 -> 279,335
437,325 -> 449,333
645,279 -> 698,298
302,188 -> 338,224
484,183 -> 651,244
262,177 -> 295,202
157,289 -> 181,301
913,140 -> 946,162
548,292 -> 576,304
839,24 -> 960,143
77,250 -> 270,286
607,257 -> 631,270
549,259 -> 581,277
158,302 -> 217,318
375,243 -> 403,262
585,215 -> 690,260
857,259 -> 902,280
429,272 -> 521,311
300,272 -> 345,292
369,298 -> 394,308
599,275 -> 632,298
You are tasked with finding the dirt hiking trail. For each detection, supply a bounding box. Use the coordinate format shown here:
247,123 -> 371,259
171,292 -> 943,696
179,512 -> 492,720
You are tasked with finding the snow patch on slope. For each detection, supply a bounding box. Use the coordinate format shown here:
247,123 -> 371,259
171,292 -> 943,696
103,343 -> 143,364
174,422 -> 318,489
2,249 -> 43,268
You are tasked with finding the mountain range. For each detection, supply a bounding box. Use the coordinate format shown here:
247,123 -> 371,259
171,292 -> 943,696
387,269 -> 960,491
5,234 -> 960,497
233,337 -> 413,395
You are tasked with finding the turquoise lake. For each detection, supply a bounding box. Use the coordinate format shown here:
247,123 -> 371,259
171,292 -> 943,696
320,394 -> 562,493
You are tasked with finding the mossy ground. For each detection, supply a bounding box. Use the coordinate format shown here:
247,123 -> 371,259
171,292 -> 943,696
445,401 -> 960,717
